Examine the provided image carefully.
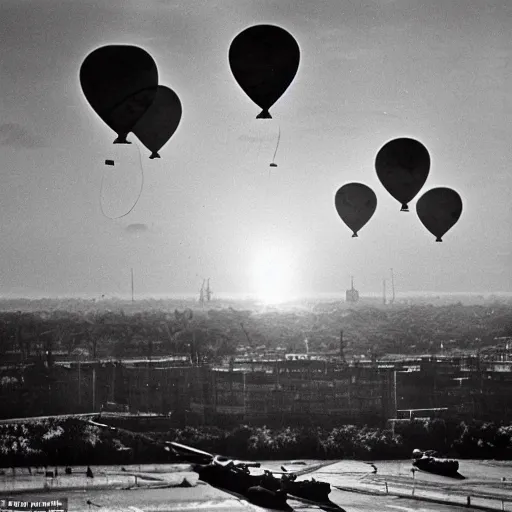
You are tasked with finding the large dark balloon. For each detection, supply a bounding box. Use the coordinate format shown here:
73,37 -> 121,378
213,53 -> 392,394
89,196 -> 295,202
229,25 -> 300,119
335,183 -> 377,238
132,86 -> 182,159
375,138 -> 430,212
416,187 -> 463,242
80,45 -> 158,143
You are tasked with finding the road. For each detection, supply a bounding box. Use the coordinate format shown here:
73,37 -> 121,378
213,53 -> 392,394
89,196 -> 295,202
5,482 -> 481,512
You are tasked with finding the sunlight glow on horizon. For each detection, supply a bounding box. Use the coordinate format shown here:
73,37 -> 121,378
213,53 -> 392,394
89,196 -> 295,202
251,244 -> 297,305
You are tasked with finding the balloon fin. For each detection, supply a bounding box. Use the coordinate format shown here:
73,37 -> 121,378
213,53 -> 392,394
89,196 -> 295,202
149,152 -> 161,159
435,237 -> 443,242
400,203 -> 409,212
104,159 -> 115,166
256,109 -> 272,119
352,232 -> 358,238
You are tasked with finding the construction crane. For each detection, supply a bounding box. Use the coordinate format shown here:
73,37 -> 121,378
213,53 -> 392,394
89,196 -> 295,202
199,280 -> 205,307
206,278 -> 213,301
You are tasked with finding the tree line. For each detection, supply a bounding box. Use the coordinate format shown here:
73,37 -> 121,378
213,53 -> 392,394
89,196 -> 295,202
0,301 -> 511,366
1,418 -> 511,468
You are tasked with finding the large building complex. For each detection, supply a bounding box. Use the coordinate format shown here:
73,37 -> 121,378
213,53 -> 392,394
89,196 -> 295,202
1,345 -> 511,424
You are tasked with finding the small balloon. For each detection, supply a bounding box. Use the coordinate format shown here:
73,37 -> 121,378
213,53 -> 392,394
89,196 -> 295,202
416,187 -> 463,242
132,85 -> 182,159
335,183 -> 377,238
80,45 -> 158,143
375,138 -> 430,211
229,25 -> 300,119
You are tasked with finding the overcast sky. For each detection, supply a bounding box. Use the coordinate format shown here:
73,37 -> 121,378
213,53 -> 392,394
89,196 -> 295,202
0,0 -> 510,299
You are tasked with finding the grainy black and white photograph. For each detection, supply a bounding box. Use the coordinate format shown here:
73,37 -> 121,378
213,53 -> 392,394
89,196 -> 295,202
0,1 -> 511,511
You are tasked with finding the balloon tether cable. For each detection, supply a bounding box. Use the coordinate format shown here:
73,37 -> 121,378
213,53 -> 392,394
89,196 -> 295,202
100,138 -> 145,220
270,123 -> 281,169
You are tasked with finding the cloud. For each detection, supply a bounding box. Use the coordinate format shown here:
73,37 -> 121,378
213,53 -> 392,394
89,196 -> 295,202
0,123 -> 46,149
125,223 -> 149,233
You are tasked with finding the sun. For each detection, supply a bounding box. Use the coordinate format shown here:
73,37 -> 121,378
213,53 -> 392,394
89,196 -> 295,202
251,246 -> 295,304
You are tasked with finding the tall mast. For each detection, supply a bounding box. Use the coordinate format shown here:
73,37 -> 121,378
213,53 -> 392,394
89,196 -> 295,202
351,275 -> 354,290
383,278 -> 386,305
390,268 -> 395,304
131,268 -> 134,302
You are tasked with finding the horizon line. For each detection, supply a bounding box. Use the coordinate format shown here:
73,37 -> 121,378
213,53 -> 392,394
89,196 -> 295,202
0,291 -> 511,301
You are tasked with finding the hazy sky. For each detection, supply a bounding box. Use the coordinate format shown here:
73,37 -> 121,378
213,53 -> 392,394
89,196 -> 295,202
0,0 -> 510,299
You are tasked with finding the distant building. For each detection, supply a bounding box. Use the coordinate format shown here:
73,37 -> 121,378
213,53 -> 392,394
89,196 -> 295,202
4,347 -> 512,424
346,276 -> 359,303
189,360 -> 395,426
285,353 -> 309,361
284,353 -> 326,361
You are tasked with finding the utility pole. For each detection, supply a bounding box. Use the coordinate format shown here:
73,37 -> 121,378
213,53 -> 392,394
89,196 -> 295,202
243,371 -> 247,418
77,358 -> 81,408
390,268 -> 395,304
383,279 -> 387,305
111,363 -> 116,402
92,366 -> 96,412
131,268 -> 134,303
393,370 -> 398,418
339,330 -> 346,363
